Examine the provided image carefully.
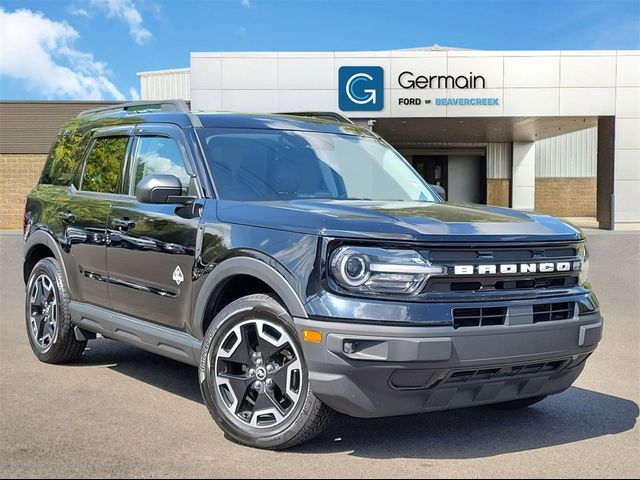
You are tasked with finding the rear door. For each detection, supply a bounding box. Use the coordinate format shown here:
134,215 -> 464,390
63,127 -> 133,307
106,124 -> 203,330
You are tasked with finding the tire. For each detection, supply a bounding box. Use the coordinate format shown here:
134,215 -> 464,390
199,293 -> 333,450
25,257 -> 86,364
490,395 -> 548,410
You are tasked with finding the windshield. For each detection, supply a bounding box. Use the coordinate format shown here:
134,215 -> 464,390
198,128 -> 439,203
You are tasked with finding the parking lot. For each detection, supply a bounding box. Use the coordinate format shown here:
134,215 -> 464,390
1,230 -> 638,478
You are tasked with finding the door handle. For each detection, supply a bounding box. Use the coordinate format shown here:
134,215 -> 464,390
113,217 -> 136,230
57,211 -> 76,223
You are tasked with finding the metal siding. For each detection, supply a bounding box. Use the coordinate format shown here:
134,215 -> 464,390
487,143 -> 512,179
0,101 -> 116,154
536,127 -> 597,177
139,69 -> 191,101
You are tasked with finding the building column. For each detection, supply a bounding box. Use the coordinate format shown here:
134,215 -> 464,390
597,117 -> 615,230
512,142 -> 536,211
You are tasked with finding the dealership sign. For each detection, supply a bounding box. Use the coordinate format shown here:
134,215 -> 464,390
338,66 -> 384,111
338,66 -> 499,110
398,71 -> 486,89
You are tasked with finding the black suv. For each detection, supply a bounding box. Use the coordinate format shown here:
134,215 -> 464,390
24,100 -> 603,449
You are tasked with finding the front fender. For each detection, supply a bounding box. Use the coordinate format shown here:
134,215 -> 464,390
191,256 -> 308,341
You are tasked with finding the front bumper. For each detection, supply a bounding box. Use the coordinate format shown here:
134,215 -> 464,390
293,312 -> 603,418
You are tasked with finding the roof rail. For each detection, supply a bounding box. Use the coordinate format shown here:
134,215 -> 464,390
78,100 -> 191,117
282,112 -> 355,125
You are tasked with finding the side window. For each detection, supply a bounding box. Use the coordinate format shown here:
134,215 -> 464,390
131,136 -> 191,194
41,130 -> 91,186
81,136 -> 129,193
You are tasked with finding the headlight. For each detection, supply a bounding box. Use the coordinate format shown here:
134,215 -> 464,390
329,246 -> 445,296
577,243 -> 590,286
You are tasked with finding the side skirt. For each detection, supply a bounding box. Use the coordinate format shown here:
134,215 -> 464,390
69,301 -> 201,366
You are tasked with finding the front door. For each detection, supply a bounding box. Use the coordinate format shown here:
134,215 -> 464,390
413,155 -> 448,191
106,125 -> 203,330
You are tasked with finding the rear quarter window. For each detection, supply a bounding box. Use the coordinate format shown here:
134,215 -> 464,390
40,129 -> 91,186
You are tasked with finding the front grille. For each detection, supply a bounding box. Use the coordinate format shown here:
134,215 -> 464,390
453,301 -> 576,328
434,276 -> 579,293
420,243 -> 582,295
533,302 -> 575,323
453,307 -> 507,328
388,353 -> 592,391
442,359 -> 568,386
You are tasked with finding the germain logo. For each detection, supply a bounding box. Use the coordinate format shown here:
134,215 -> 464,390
339,66 -> 384,112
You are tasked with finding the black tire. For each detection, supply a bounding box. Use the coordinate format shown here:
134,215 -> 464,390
490,395 -> 548,410
25,257 -> 86,364
199,293 -> 333,450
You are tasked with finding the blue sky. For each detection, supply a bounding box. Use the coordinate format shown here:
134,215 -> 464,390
1,0 -> 639,101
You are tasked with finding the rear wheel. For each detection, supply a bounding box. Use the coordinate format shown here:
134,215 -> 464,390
25,257 -> 86,364
199,294 -> 332,450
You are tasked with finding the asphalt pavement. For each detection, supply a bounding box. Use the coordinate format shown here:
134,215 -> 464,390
1,230 -> 638,478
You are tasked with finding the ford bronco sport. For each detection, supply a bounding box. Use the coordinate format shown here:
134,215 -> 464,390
23,100 -> 603,449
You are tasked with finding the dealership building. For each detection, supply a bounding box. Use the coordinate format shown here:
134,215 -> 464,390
137,46 -> 639,230
1,46 -> 638,230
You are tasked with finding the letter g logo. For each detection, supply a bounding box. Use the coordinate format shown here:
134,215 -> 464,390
339,66 -> 384,112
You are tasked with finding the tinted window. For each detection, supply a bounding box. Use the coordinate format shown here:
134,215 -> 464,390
81,136 -> 129,193
41,130 -> 91,186
199,129 -> 438,203
131,136 -> 190,194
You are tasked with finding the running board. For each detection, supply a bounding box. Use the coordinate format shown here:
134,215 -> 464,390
69,302 -> 201,366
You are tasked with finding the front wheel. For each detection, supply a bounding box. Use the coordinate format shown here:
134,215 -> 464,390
199,294 -> 333,450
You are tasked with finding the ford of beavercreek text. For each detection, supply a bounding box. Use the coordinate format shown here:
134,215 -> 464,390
23,101 -> 603,449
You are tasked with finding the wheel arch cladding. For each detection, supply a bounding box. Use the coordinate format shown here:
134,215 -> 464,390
23,231 -> 69,288
193,256 -> 308,340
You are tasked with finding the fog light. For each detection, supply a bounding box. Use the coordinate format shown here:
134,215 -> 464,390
343,341 -> 357,355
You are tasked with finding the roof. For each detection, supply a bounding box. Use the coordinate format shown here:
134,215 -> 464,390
54,106 -> 372,139
58,101 -> 368,135
136,67 -> 190,77
393,44 -> 472,51
195,112 -> 370,135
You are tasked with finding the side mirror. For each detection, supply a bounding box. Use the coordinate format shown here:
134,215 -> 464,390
431,184 -> 447,201
136,174 -> 184,204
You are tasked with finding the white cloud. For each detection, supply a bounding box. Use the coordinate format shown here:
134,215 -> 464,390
129,86 -> 140,100
68,6 -> 90,18
0,8 -> 125,100
90,0 -> 152,45
241,0 -> 251,7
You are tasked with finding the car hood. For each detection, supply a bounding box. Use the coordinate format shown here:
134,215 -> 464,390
216,200 -> 584,243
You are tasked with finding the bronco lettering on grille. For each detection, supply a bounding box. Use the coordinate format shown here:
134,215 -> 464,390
453,261 -> 581,275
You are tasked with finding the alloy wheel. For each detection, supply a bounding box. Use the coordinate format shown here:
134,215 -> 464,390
29,274 -> 58,350
212,318 -> 304,429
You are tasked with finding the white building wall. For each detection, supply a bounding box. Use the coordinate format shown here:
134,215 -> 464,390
512,142 -> 536,211
614,52 -> 640,224
189,50 -> 628,119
